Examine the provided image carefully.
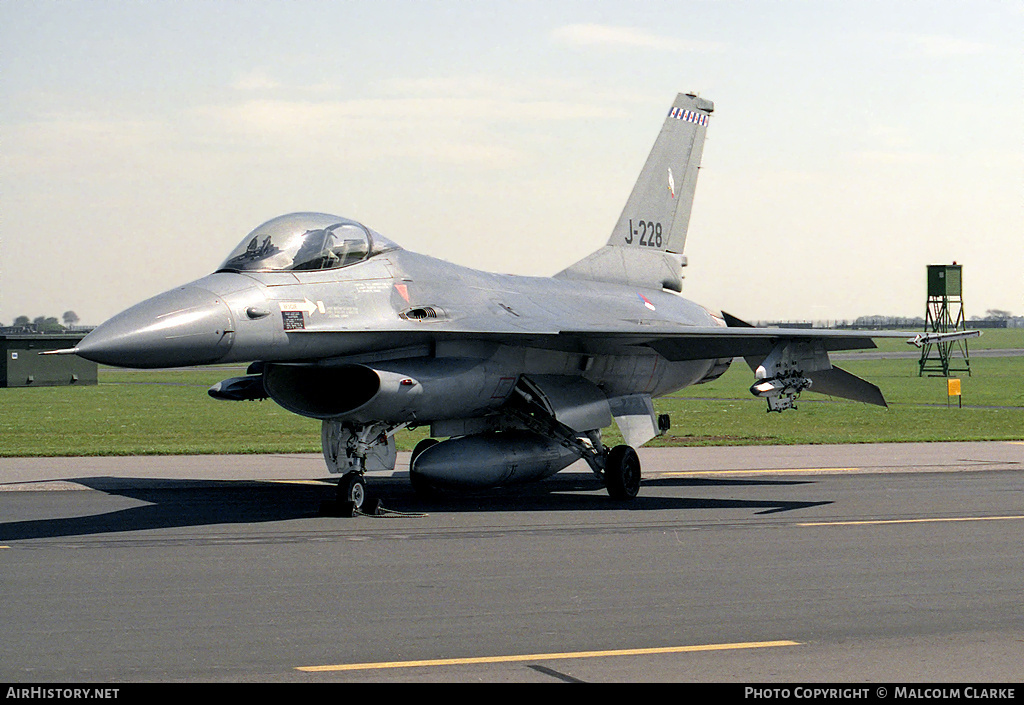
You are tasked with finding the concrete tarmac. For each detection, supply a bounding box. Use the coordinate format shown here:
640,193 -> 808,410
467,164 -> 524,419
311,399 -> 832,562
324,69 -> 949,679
2,440 -> 1020,486
1,442 -> 1022,683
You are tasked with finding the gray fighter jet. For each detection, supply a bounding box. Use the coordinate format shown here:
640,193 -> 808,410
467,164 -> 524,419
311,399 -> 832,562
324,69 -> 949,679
60,93 -> 975,513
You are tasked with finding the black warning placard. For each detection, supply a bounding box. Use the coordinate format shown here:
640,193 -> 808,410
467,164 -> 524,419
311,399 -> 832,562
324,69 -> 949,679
282,311 -> 305,330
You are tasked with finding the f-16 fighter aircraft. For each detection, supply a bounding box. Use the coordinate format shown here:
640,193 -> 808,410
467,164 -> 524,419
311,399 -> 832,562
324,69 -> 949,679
61,93 -> 976,513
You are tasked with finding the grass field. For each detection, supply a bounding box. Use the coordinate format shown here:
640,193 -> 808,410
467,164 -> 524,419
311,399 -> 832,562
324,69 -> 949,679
1,331 -> 1021,457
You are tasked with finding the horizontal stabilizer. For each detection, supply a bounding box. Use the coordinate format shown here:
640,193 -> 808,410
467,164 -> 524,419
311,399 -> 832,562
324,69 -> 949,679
807,366 -> 887,407
722,311 -> 765,370
722,311 -> 754,328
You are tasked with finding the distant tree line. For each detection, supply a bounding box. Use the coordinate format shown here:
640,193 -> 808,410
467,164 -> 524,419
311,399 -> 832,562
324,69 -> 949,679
851,315 -> 927,328
2,311 -> 81,333
972,309 -> 1013,320
761,310 -> 1021,330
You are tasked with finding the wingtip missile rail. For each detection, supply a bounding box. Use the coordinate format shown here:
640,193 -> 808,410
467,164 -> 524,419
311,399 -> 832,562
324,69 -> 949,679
906,330 -> 981,349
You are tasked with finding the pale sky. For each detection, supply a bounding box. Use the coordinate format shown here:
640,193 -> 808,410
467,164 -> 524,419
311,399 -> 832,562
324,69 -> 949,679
2,0 -> 1021,326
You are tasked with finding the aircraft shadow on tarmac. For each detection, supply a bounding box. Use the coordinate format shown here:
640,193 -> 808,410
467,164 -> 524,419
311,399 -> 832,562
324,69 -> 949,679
0,474 -> 831,542
418,474 -> 831,516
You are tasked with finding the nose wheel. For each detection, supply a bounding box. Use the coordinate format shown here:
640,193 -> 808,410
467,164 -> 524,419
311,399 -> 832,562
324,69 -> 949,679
339,471 -> 367,508
321,471 -> 371,517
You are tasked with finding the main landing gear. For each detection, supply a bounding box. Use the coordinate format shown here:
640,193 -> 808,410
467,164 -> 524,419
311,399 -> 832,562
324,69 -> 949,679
604,444 -> 641,500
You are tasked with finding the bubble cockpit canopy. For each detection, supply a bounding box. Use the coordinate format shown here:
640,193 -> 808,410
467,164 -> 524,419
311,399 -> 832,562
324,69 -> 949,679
217,213 -> 400,273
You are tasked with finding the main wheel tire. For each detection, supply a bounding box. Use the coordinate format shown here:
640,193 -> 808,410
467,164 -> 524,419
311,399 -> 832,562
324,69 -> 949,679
409,438 -> 440,497
605,445 -> 641,500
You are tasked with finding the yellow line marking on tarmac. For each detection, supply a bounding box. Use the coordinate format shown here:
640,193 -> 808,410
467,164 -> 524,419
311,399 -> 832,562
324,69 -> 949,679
799,515 -> 1024,527
297,639 -> 800,673
663,468 -> 859,477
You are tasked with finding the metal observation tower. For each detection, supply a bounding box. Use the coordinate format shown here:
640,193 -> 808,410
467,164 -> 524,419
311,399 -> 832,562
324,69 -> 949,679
918,264 -> 971,377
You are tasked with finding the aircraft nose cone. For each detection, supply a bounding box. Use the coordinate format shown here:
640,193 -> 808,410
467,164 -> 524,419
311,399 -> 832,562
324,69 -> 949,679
78,285 -> 235,368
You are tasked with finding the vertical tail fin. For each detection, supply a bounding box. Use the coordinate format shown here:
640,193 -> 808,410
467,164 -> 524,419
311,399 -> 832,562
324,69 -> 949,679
613,92 -> 713,254
557,93 -> 713,291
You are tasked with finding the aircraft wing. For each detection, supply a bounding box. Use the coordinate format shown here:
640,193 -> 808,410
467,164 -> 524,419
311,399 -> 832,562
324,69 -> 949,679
554,324 -> 899,407
554,325 -> 896,362
286,323 -> 900,357
588,309 -> 902,362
